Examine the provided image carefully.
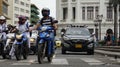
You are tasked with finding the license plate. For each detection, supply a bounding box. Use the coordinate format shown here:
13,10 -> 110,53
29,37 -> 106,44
75,44 -> 82,48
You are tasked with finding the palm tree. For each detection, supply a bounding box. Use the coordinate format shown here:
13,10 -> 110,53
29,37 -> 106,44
109,0 -> 120,45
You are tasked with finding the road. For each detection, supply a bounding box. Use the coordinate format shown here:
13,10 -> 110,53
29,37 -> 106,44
0,48 -> 120,67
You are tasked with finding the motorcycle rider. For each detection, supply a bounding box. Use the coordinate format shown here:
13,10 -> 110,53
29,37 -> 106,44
9,15 -> 30,59
30,7 -> 58,56
0,15 -> 7,40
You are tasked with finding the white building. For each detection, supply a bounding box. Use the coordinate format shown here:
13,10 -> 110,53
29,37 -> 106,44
56,0 -> 120,40
8,0 -> 31,25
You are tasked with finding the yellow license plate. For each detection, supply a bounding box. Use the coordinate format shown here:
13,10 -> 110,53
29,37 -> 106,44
75,44 -> 82,48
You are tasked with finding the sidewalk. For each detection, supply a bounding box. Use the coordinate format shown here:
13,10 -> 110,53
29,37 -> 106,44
95,46 -> 120,58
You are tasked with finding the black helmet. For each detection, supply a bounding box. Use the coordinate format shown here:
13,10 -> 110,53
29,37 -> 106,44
41,8 -> 50,17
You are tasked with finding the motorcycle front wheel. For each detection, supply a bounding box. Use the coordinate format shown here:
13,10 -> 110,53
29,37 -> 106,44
38,44 -> 45,64
15,45 -> 22,60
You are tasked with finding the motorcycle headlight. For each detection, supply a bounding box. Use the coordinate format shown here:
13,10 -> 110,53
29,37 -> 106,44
16,35 -> 22,39
30,38 -> 35,42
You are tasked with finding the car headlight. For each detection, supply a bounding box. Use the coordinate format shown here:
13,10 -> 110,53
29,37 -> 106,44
88,43 -> 93,48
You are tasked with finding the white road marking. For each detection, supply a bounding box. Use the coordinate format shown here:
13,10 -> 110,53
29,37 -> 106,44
0,60 -> 6,62
18,59 -> 36,63
80,58 -> 105,65
51,58 -> 69,65
11,63 -> 31,65
11,59 -> 35,65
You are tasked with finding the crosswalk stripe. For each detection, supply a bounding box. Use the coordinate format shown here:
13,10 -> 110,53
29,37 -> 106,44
80,58 -> 105,65
11,59 -> 35,65
0,60 -> 6,62
17,59 -> 36,63
11,63 -> 31,65
51,58 -> 69,65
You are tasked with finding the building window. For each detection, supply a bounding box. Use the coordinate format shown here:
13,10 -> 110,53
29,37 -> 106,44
14,21 -> 18,24
15,0 -> 19,4
72,7 -> 76,20
63,7 -> 68,20
82,7 -> 85,20
95,7 -> 99,19
87,6 -> 94,20
20,1 -> 24,6
14,14 -> 19,18
62,0 -> 68,2
20,8 -> 24,12
26,10 -> 29,13
15,7 -> 19,11
26,4 -> 29,7
2,3 -> 8,15
107,6 -> 113,21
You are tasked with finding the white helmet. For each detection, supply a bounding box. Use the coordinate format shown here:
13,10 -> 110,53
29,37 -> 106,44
0,16 -> 6,20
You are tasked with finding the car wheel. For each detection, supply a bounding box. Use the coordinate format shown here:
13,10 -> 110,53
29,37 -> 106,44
87,49 -> 94,55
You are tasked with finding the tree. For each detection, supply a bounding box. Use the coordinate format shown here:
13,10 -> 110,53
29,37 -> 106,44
109,0 -> 120,45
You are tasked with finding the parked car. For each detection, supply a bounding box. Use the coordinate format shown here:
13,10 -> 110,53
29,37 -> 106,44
61,25 -> 94,55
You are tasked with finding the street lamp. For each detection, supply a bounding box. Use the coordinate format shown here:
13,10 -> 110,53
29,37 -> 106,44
95,15 -> 103,41
94,20 -> 99,41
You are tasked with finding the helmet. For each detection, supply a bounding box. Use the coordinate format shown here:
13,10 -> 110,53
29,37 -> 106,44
41,8 -> 50,17
0,16 -> 6,20
18,15 -> 27,24
18,15 -> 27,20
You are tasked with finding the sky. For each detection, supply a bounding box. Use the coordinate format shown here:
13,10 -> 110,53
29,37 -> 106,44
31,0 -> 56,18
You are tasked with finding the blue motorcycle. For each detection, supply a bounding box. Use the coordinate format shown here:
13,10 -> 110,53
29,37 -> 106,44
37,25 -> 55,64
14,31 -> 29,60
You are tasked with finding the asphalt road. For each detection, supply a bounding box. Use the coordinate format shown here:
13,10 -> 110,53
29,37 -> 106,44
0,48 -> 120,67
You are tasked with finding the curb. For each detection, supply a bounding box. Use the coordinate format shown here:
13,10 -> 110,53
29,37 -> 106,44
95,50 -> 120,58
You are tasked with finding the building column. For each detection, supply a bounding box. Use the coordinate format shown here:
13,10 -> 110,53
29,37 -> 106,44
67,0 -> 72,23
57,0 -> 62,21
75,0 -> 81,23
94,6 -> 96,20
85,7 -> 87,21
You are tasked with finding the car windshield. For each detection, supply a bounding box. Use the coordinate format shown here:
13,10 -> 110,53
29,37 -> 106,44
65,28 -> 91,36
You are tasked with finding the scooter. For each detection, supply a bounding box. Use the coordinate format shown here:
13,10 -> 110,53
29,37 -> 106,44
37,25 -> 55,64
14,30 -> 29,60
